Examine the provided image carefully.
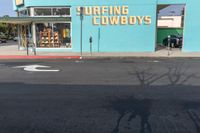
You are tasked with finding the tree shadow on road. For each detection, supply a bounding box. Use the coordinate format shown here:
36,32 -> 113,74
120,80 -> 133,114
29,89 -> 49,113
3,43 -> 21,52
108,62 -> 199,133
183,101 -> 200,133
106,96 -> 152,133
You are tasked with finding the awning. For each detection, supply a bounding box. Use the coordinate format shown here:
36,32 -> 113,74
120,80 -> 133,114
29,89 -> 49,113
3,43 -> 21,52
0,17 -> 71,24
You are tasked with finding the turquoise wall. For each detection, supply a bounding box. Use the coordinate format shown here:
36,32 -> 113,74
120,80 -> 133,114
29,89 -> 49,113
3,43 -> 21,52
71,4 -> 156,52
182,0 -> 200,52
12,0 -> 200,52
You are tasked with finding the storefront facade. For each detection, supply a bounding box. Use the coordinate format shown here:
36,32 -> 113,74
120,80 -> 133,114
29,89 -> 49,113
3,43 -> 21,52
12,0 -> 200,52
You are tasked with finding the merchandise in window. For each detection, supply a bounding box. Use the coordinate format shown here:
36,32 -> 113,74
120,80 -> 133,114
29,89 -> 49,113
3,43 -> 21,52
36,23 -> 71,48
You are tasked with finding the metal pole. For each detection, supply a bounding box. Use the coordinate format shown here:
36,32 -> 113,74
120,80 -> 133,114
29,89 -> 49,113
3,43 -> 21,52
90,42 -> 92,56
80,7 -> 84,58
27,40 -> 29,56
81,19 -> 83,56
17,24 -> 20,51
26,25 -> 29,56
168,35 -> 171,56
90,36 -> 92,56
98,28 -> 100,52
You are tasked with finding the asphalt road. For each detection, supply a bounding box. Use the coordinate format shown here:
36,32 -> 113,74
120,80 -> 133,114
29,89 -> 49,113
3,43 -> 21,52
0,58 -> 200,133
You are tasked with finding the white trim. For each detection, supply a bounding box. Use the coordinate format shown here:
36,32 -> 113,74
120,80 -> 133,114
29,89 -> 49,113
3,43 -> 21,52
30,6 -> 71,8
32,22 -> 36,47
35,48 -> 73,53
30,8 -> 34,17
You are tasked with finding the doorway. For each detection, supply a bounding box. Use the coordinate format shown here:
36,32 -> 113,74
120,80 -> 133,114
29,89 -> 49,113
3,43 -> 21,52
156,4 -> 185,52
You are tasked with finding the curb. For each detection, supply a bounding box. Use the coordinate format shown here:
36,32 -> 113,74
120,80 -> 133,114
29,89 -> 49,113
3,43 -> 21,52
0,55 -> 81,59
82,56 -> 200,59
0,55 -> 200,60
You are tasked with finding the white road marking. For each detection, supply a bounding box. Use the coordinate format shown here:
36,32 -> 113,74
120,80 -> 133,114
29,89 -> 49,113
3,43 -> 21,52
14,65 -> 60,72
147,60 -> 160,63
75,60 -> 84,63
153,60 -> 159,63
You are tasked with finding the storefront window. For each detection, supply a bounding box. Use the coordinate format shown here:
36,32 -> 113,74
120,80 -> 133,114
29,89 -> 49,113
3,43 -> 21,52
53,8 -> 70,16
54,23 -> 71,48
34,7 -> 70,16
36,23 -> 71,48
34,8 -> 52,16
18,9 -> 30,17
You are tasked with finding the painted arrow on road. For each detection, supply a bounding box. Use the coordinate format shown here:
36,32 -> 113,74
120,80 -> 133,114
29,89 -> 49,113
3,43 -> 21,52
14,65 -> 60,72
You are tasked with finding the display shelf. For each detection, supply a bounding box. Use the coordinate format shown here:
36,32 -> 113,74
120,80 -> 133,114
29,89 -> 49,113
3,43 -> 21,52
39,29 -> 60,48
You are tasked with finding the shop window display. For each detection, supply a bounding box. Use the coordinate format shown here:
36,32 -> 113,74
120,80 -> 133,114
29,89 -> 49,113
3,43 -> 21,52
36,23 -> 71,48
54,23 -> 71,48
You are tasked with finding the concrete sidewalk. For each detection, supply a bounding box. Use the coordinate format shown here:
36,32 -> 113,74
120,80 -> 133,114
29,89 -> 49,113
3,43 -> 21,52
1,42 -> 200,59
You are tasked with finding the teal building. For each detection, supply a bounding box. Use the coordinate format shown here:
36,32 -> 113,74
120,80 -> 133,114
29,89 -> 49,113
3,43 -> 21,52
10,0 -> 200,52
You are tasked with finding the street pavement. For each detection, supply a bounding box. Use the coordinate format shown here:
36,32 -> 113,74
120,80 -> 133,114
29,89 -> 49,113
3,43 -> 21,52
0,58 -> 200,133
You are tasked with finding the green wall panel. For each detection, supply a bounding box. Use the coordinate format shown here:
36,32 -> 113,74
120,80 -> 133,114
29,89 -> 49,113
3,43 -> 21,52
157,28 -> 183,44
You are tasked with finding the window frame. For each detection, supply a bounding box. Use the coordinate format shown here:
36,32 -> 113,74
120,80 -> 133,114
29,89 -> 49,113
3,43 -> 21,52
33,7 -> 71,17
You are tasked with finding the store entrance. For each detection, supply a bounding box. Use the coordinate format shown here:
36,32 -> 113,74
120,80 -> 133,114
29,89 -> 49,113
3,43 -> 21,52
156,4 -> 185,52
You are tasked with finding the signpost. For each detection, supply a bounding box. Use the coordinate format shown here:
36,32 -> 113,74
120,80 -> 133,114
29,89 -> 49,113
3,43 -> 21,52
89,36 -> 93,55
168,35 -> 171,56
80,7 -> 84,58
26,39 -> 29,56
98,28 -> 100,52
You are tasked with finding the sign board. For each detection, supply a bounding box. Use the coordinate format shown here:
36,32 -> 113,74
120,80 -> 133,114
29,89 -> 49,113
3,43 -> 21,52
16,0 -> 24,6
77,6 -> 152,26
